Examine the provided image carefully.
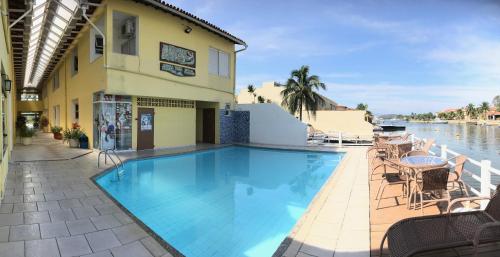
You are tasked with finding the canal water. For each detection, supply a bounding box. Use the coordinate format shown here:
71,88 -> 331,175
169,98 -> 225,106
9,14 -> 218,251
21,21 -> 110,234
384,121 -> 499,190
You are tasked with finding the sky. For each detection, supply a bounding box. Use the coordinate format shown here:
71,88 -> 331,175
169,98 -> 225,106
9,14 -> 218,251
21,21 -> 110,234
168,0 -> 500,114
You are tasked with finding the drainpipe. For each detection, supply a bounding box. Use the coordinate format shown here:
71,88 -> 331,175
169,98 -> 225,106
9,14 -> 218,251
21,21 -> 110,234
233,43 -> 248,107
80,3 -> 107,68
8,1 -> 34,29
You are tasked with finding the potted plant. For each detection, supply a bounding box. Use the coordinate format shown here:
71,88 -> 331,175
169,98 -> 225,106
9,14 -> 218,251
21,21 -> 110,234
20,126 -> 35,145
40,116 -> 49,133
51,126 -> 63,140
63,124 -> 84,148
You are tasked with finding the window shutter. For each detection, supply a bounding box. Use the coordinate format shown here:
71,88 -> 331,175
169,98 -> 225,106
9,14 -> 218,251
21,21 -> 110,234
218,51 -> 229,77
208,48 -> 219,75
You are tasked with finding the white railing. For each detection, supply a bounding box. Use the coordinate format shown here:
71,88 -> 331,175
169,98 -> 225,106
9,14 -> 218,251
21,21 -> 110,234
411,135 -> 498,201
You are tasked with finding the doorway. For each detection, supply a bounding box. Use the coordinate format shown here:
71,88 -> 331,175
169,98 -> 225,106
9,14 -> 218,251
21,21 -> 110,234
137,107 -> 154,150
202,108 -> 215,144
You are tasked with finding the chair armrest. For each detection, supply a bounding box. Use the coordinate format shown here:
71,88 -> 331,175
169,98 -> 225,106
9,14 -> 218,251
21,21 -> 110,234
473,221 -> 500,251
447,196 -> 490,213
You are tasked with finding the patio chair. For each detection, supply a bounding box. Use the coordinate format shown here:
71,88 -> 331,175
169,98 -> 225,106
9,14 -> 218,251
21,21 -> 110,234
402,139 -> 435,157
409,166 -> 451,215
380,185 -> 500,257
376,159 -> 410,209
447,155 -> 469,197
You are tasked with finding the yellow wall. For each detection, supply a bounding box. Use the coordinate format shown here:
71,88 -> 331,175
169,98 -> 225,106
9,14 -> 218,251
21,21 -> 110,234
0,0 -> 14,200
303,110 -> 374,140
105,0 -> 235,108
17,101 -> 44,112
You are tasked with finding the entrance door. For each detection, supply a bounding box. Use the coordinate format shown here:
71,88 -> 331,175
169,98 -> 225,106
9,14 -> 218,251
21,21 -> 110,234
137,108 -> 154,150
202,108 -> 215,144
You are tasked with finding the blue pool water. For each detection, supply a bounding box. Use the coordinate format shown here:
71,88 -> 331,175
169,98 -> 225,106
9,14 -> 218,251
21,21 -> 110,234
96,146 -> 343,257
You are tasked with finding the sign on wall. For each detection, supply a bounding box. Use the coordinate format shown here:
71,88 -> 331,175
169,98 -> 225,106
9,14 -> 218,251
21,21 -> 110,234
160,63 -> 195,77
159,42 -> 196,68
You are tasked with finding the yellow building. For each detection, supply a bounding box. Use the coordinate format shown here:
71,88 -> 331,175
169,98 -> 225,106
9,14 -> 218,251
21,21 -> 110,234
0,0 -> 16,199
9,0 -> 246,151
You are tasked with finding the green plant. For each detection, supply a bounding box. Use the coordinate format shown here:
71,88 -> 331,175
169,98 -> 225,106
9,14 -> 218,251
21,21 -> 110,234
40,116 -> 49,128
51,126 -> 63,134
20,127 -> 35,137
257,95 -> 265,103
281,65 -> 326,121
62,127 -> 84,142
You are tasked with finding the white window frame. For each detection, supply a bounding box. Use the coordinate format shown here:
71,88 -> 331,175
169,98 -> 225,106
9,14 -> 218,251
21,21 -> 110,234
90,17 -> 105,63
209,47 -> 230,78
71,47 -> 78,76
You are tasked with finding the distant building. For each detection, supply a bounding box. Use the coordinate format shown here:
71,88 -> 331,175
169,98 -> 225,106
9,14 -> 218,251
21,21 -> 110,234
486,107 -> 500,120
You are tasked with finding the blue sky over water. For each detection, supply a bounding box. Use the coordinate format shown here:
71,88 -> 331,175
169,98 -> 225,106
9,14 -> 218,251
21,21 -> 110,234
168,0 -> 500,114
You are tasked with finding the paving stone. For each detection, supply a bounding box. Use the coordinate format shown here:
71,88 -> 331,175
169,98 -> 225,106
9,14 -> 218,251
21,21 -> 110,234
85,229 -> 122,252
81,250 -> 113,257
40,222 -> 69,238
112,223 -> 148,244
59,199 -> 82,209
64,190 -> 86,199
44,191 -> 66,201
71,184 -> 91,191
37,201 -> 60,211
24,211 -> 50,224
3,195 -> 23,204
111,241 -> 154,257
90,214 -> 121,230
24,194 -> 45,203
57,235 -> 92,257
141,237 -> 167,257
13,202 -> 37,213
26,238 -> 60,257
24,182 -> 41,188
0,241 -> 24,257
49,209 -> 76,222
94,204 -> 121,215
34,187 -> 53,194
67,219 -> 96,235
0,226 -> 9,242
72,206 -> 99,219
9,224 -> 40,241
113,212 -> 133,225
0,203 -> 13,214
80,196 -> 103,206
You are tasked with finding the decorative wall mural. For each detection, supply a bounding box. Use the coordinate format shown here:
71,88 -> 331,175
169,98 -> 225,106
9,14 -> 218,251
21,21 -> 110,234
160,63 -> 196,77
159,42 -> 196,68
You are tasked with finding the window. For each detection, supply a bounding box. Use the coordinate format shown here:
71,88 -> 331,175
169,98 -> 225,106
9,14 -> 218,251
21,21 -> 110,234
72,99 -> 79,121
209,48 -> 230,77
113,11 -> 137,55
53,70 -> 59,90
90,17 -> 105,62
71,47 -> 78,76
20,88 -> 39,101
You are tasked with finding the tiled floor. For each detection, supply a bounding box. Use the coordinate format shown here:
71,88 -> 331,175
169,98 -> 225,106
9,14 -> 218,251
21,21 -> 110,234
1,141 -> 371,257
369,153 -> 500,257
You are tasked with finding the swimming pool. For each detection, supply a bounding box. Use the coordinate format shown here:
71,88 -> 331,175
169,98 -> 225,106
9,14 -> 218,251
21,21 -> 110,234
96,146 -> 343,257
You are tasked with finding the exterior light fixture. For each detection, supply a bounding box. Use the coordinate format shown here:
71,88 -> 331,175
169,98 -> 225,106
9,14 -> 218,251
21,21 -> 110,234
184,26 -> 192,34
1,74 -> 11,96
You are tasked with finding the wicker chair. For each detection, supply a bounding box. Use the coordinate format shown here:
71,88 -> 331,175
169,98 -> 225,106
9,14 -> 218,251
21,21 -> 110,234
448,155 -> 469,196
380,185 -> 500,257
402,139 -> 435,157
376,159 -> 410,209
409,167 -> 451,215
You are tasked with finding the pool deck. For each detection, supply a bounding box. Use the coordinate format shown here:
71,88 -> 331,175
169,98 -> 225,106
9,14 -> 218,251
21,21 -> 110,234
0,142 -> 370,257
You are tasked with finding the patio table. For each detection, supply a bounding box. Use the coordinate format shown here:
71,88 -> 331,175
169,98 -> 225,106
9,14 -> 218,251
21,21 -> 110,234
386,140 -> 413,159
400,155 -> 448,169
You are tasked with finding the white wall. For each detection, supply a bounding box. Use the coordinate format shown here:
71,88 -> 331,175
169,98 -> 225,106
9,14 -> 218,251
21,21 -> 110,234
237,103 -> 307,146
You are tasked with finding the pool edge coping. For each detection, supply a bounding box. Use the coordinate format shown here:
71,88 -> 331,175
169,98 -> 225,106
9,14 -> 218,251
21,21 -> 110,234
90,144 -> 349,257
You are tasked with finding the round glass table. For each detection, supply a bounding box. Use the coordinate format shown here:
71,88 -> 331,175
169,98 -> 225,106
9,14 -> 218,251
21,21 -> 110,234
400,155 -> 447,168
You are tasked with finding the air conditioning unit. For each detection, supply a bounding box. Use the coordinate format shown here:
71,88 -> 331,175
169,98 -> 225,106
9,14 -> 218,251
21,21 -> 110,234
121,19 -> 135,38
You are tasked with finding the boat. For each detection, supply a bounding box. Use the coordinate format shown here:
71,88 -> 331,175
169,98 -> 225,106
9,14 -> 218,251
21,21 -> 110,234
380,125 -> 406,132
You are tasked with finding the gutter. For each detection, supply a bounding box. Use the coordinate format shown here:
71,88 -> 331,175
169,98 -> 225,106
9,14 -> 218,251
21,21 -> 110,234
232,43 -> 248,105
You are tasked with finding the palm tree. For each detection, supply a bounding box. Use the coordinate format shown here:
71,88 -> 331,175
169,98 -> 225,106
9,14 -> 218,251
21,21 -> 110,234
257,96 -> 265,103
247,85 -> 256,103
456,109 -> 464,120
465,103 -> 475,120
480,101 -> 490,119
281,65 -> 326,121
356,103 -> 368,110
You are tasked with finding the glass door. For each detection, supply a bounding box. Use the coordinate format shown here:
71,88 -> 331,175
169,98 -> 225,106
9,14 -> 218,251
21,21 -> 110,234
93,93 -> 132,150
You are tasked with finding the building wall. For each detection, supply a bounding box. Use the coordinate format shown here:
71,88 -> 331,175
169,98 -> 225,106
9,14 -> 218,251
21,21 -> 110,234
105,0 -> 236,108
303,110 -> 374,140
0,0 -> 15,200
237,104 -> 307,146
